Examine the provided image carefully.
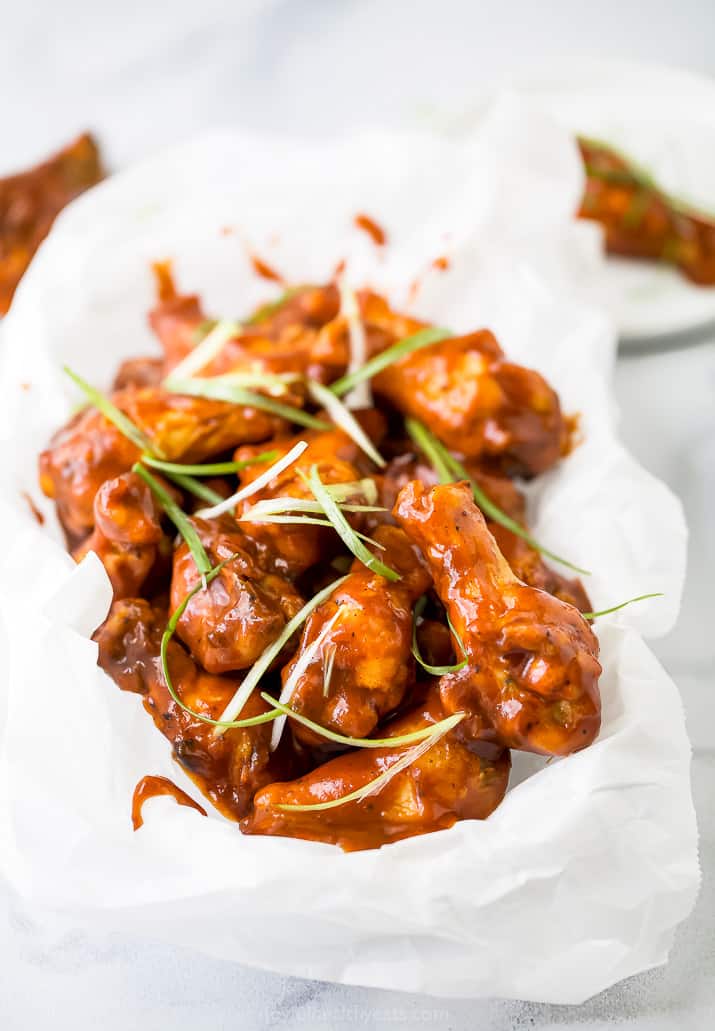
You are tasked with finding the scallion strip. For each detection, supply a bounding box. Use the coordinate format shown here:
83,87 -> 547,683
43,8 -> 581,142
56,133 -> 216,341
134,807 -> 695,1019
582,593 -> 663,620
141,452 -> 279,477
411,596 -> 467,676
212,574 -> 350,737
275,712 -> 464,812
64,366 -> 158,455
408,418 -> 590,575
307,465 -> 400,581
166,319 -> 242,381
263,691 -> 462,751
329,327 -> 450,398
165,375 -> 329,430
269,610 -> 343,751
195,441 -> 308,519
307,379 -> 386,467
161,562 -> 282,729
133,463 -> 211,575
245,286 -> 305,326
405,416 -> 453,482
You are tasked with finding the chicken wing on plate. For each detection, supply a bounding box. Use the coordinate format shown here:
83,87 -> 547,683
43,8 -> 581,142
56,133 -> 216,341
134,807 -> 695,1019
394,480 -> 601,755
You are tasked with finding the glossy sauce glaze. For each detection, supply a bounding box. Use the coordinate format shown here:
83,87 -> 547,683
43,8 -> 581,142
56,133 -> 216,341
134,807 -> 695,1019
132,774 -> 207,830
41,263 -> 601,851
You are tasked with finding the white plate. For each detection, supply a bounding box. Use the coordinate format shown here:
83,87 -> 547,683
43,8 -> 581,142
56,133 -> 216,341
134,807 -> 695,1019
443,59 -> 715,346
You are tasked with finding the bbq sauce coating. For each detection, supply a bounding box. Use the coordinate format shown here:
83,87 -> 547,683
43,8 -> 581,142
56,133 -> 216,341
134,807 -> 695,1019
243,686 -> 510,851
394,480 -> 601,755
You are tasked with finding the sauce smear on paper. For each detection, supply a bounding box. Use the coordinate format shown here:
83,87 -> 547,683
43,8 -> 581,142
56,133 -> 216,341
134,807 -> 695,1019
132,775 -> 207,830
249,253 -> 284,283
354,213 -> 387,246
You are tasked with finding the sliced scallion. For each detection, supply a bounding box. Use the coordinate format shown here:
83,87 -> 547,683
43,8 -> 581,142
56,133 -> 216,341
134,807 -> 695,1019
582,593 -> 663,620
165,375 -> 329,430
407,418 -> 590,576
411,596 -> 467,676
141,452 -> 279,477
274,711 -> 464,812
329,327 -> 450,398
132,463 -> 211,575
307,465 -> 400,581
212,574 -> 350,737
165,319 -> 242,381
195,441 -> 308,519
307,379 -> 385,467
64,366 -> 158,455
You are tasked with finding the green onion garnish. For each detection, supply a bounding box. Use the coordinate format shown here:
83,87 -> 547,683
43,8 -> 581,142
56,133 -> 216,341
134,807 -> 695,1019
411,596 -> 467,676
581,593 -> 663,620
270,609 -> 343,750
141,452 -> 280,477
406,418 -> 590,576
307,379 -> 386,468
262,692 -> 463,751
166,319 -> 242,381
64,366 -> 158,455
161,560 -> 283,729
64,367 -> 232,506
274,711 -> 464,812
133,463 -> 211,575
245,286 -> 305,326
322,644 -> 337,698
195,441 -> 309,519
329,327 -> 451,398
338,279 -> 372,409
212,574 -> 350,736
165,375 -> 329,430
307,465 -> 400,581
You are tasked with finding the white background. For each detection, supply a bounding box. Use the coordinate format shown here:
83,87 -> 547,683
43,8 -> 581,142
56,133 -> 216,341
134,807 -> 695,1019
1,1 -> 713,1028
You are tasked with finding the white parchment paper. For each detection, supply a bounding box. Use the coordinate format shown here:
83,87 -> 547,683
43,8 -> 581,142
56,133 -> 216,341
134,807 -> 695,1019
0,98 -> 698,1002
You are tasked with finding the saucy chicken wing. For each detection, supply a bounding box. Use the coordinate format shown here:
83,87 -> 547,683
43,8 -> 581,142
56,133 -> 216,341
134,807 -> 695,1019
243,685 -> 510,851
73,471 -> 166,598
394,480 -> 601,755
278,524 -> 430,746
578,137 -> 715,286
372,331 -> 568,476
95,598 -> 287,818
170,517 -> 305,673
234,414 -> 386,576
0,133 -> 103,315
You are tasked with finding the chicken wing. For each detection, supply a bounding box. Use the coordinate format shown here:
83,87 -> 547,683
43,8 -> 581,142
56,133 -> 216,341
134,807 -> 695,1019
242,685 -> 510,851
39,387 -> 281,541
578,137 -> 715,286
0,133 -> 103,315
94,598 -> 288,818
373,331 -> 567,476
170,516 -> 305,673
394,480 -> 601,755
233,413 -> 386,576
73,471 -> 166,598
277,524 -> 431,746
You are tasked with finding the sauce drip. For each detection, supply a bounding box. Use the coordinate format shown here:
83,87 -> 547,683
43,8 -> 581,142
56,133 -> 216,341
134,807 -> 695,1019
21,491 -> 44,524
354,213 -> 387,246
432,255 -> 450,271
250,253 -> 284,283
131,774 -> 207,830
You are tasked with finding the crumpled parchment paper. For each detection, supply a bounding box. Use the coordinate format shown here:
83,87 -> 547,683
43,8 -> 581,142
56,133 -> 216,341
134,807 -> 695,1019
0,97 -> 698,1003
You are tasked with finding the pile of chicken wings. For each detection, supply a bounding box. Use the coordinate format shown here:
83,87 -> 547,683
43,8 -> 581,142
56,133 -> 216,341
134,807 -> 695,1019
38,268 -> 601,851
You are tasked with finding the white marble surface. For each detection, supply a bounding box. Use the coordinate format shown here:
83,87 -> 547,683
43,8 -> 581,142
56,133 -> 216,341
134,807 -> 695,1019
1,2 -> 714,1027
